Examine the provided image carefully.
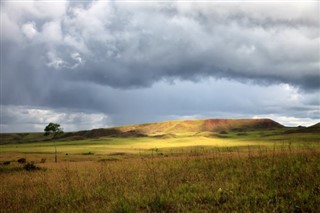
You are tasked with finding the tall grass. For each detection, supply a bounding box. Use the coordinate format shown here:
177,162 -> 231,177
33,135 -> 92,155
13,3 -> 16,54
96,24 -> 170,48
1,146 -> 320,212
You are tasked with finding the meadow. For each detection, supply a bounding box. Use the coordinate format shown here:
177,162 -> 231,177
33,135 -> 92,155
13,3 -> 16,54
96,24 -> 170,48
1,120 -> 320,212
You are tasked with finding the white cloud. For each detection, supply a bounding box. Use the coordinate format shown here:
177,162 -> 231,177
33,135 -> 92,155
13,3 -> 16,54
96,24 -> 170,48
70,52 -> 84,68
46,52 -> 66,69
46,51 -> 85,69
253,115 -> 317,127
0,105 -> 112,133
63,35 -> 89,54
2,0 -> 68,21
41,21 -> 63,43
21,21 -> 38,39
64,1 -> 114,42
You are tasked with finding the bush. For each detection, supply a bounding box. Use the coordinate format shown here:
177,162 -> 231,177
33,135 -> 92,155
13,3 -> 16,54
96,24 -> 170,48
3,161 -> 11,165
23,162 -> 40,171
17,158 -> 26,164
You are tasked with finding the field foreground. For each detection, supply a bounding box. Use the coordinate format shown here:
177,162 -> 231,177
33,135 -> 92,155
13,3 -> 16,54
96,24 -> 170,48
1,147 -> 320,213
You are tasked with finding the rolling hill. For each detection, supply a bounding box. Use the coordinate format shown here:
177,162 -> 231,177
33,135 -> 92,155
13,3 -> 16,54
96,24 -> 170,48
117,118 -> 284,135
0,118 -> 285,144
57,118 -> 284,140
285,122 -> 320,134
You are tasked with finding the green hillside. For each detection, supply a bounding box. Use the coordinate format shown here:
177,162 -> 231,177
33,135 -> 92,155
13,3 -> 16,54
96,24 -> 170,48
4,119 -> 320,145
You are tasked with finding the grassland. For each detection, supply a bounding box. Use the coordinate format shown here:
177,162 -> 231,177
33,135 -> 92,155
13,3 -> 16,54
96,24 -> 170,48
1,119 -> 320,212
1,126 -> 319,162
1,146 -> 320,212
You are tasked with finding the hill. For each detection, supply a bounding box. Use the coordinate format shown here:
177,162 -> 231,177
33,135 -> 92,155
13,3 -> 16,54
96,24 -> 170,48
0,132 -> 49,144
117,118 -> 283,135
309,122 -> 320,129
55,118 -> 284,141
0,118 -> 285,144
285,122 -> 320,134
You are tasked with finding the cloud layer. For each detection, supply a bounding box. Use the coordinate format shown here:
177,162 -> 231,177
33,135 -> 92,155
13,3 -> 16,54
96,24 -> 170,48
2,1 -> 319,90
1,1 -> 319,132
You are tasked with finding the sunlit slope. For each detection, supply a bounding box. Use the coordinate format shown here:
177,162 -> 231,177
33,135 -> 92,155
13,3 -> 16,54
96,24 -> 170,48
117,118 -> 284,135
61,118 -> 285,140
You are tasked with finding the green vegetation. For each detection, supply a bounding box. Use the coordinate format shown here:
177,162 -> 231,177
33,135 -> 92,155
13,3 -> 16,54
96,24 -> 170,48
0,132 -> 49,144
1,118 -> 285,145
44,123 -> 64,138
1,126 -> 319,159
0,119 -> 319,212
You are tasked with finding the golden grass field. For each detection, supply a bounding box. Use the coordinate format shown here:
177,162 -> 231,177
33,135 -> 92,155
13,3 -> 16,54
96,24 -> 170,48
1,146 -> 320,212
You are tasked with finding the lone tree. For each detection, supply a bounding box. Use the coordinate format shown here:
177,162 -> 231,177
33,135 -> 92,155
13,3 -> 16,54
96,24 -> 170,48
44,123 -> 64,163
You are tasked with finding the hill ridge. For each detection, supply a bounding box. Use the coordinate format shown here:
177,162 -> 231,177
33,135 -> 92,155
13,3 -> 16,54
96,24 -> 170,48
0,118 -> 285,144
116,118 -> 283,135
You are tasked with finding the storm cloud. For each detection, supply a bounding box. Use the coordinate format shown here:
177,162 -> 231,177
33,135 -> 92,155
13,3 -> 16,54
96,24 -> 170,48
1,1 -> 319,132
2,1 -> 319,89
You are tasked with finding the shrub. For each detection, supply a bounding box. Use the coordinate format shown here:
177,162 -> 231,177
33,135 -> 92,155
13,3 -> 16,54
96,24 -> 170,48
17,158 -> 26,164
3,161 -> 11,165
23,162 -> 40,171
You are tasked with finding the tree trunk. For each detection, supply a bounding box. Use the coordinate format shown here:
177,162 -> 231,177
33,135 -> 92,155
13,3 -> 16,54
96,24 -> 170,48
54,141 -> 57,163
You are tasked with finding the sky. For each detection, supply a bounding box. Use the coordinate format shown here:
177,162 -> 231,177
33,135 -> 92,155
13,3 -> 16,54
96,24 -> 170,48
1,0 -> 319,132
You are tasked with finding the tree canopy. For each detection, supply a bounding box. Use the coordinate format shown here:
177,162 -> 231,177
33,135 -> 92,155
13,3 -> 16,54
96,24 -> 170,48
44,123 -> 64,138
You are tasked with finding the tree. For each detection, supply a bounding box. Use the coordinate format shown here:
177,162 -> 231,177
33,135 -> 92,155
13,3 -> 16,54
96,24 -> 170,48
44,123 -> 64,138
44,123 -> 64,163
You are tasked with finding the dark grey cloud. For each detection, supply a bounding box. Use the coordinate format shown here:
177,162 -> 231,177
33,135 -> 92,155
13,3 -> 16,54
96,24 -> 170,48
2,1 -> 319,91
1,1 -> 319,132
